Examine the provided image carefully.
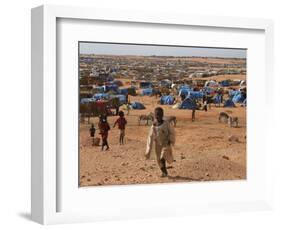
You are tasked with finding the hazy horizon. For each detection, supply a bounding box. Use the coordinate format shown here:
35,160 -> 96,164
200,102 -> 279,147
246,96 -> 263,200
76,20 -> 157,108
79,42 -> 247,59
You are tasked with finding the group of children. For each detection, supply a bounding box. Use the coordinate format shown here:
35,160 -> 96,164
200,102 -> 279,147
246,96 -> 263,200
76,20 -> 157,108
89,111 -> 127,151
89,107 -> 175,177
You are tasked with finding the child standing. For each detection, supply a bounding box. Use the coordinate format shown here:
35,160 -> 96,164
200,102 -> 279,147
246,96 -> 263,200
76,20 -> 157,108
98,115 -> 110,151
89,123 -> 96,146
145,107 -> 175,177
113,111 -> 127,145
125,103 -> 131,115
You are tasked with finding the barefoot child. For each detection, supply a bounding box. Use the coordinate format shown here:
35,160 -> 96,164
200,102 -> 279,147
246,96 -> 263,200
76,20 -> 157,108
113,111 -> 127,145
89,123 -> 96,146
98,115 -> 110,151
145,107 -> 175,177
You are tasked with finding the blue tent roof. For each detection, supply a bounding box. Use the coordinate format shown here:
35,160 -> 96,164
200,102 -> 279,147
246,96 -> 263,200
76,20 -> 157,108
179,88 -> 192,96
118,88 -> 128,95
131,101 -> 146,109
189,91 -> 204,99
229,90 -> 246,103
179,85 -> 191,90
93,93 -> 109,100
179,89 -> 203,99
224,99 -> 236,107
141,88 -> 153,96
104,84 -> 119,92
179,98 -> 197,110
80,98 -> 96,104
213,94 -> 223,104
139,82 -> 152,89
229,90 -> 239,98
232,94 -> 245,103
160,95 -> 175,105
220,80 -> 230,87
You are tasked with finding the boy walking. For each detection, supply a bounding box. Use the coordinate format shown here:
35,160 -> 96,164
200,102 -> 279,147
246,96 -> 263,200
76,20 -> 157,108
98,115 -> 110,151
113,111 -> 127,145
145,107 -> 175,177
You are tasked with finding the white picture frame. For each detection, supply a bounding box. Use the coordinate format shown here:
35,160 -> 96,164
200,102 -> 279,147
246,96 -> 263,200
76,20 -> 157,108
31,4 -> 274,225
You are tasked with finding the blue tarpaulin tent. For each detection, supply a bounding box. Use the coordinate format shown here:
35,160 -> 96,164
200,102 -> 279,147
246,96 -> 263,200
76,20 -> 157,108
118,88 -> 128,95
179,98 -> 197,110
179,89 -> 203,100
229,90 -> 246,103
160,95 -> 175,105
224,99 -> 236,107
131,101 -> 146,109
229,90 -> 239,98
179,88 -> 192,97
189,91 -> 204,99
213,94 -> 223,104
80,98 -> 96,104
104,84 -> 119,92
93,93 -> 109,100
179,85 -> 191,90
139,82 -> 152,89
141,88 -> 153,96
233,93 -> 246,103
220,80 -> 230,87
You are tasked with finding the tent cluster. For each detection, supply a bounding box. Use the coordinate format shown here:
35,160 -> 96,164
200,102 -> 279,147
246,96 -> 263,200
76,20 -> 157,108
81,83 -> 138,106
175,83 -> 247,109
221,90 -> 246,107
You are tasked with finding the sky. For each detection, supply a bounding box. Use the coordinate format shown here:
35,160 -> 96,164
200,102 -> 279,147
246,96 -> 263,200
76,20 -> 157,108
79,42 -> 246,58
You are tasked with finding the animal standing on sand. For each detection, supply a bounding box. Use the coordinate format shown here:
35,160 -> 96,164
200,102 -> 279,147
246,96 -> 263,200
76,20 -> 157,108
218,112 -> 239,128
138,112 -> 154,126
228,116 -> 239,128
218,111 -> 230,123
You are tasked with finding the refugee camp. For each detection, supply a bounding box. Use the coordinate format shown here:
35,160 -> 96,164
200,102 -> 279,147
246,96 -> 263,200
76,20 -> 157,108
79,42 -> 247,186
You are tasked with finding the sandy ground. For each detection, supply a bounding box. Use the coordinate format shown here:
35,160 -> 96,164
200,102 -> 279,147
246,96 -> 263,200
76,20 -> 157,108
197,74 -> 246,82
79,93 -> 246,187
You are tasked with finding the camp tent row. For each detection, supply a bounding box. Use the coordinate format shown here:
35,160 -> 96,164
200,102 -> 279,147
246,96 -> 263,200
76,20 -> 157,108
91,85 -> 136,95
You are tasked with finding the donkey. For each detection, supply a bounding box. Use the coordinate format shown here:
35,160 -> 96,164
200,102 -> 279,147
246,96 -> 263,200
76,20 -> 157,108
138,112 -> 154,126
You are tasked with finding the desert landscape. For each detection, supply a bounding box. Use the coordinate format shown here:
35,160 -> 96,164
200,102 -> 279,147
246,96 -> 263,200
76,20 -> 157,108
79,49 -> 247,187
